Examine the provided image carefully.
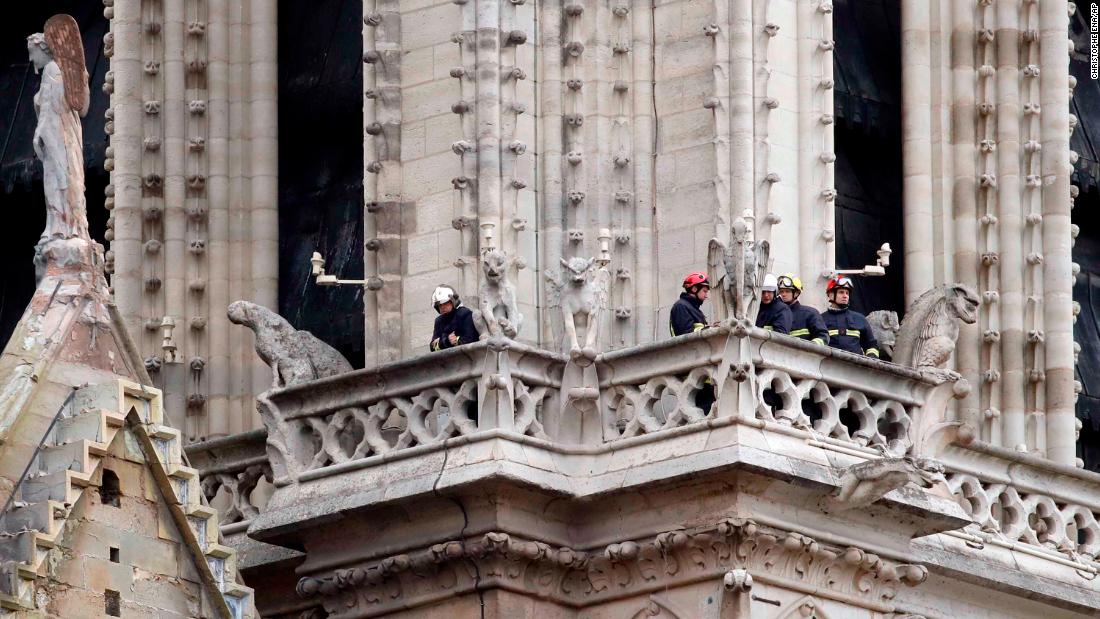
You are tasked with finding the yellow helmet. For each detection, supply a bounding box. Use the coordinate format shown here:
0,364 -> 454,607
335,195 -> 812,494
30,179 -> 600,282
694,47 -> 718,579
777,273 -> 802,292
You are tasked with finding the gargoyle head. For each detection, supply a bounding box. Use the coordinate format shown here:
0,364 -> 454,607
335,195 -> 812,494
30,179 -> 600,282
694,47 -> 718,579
906,456 -> 947,488
227,300 -> 259,328
482,250 -> 508,283
867,310 -> 901,358
947,284 -> 980,325
560,256 -> 594,285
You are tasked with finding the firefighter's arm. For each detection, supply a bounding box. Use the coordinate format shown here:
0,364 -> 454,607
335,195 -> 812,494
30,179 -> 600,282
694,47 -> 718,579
811,312 -> 830,346
860,320 -> 880,358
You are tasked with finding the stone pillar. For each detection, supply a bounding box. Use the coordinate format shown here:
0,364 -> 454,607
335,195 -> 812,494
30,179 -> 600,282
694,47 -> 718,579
106,0 -> 278,440
901,0 -> 935,307
1039,0 -> 1075,464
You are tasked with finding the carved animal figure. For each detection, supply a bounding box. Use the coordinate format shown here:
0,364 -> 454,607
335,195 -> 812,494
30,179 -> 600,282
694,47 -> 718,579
227,301 -> 352,388
867,310 -> 901,360
546,256 -> 605,362
892,284 -> 980,378
472,250 -> 522,339
829,456 -> 946,510
708,218 -> 770,322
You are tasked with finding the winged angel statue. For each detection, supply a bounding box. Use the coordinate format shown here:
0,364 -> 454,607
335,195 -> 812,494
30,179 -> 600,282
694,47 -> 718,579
27,15 -> 91,274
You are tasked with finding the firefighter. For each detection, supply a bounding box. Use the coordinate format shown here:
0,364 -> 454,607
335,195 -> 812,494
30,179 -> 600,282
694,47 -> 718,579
755,274 -> 792,334
821,276 -> 880,358
670,272 -> 715,336
777,273 -> 829,346
669,272 -> 717,412
429,285 -> 479,351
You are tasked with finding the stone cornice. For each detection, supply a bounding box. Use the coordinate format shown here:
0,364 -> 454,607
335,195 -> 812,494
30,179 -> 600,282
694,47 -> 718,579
296,519 -> 928,618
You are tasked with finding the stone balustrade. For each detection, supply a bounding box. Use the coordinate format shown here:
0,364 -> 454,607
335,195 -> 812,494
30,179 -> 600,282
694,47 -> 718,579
942,441 -> 1100,574
189,329 -> 1100,602
249,327 -> 961,486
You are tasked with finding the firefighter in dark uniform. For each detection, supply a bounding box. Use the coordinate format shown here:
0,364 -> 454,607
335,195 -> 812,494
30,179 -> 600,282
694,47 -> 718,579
821,275 -> 880,358
669,272 -> 717,413
755,274 -> 792,334
670,272 -> 714,336
429,285 -> 480,351
777,273 -> 829,346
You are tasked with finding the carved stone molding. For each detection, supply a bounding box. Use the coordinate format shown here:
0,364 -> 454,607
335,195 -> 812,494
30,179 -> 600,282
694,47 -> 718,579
296,519 -> 928,617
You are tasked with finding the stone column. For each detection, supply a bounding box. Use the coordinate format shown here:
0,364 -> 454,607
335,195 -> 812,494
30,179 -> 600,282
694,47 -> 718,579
1039,0 -> 1074,464
901,0 -> 935,307
951,0 -> 981,429
994,0 -> 1026,451
107,0 -> 278,440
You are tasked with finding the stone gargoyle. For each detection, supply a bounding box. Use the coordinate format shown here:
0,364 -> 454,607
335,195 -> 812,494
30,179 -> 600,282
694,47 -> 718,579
867,310 -> 901,360
707,218 -> 770,323
546,256 -> 608,365
472,249 -> 523,340
228,300 -> 352,389
892,284 -> 980,381
825,456 -> 946,510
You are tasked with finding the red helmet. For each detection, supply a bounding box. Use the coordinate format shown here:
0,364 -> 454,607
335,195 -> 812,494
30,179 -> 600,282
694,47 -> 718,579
683,272 -> 710,291
826,275 -> 854,294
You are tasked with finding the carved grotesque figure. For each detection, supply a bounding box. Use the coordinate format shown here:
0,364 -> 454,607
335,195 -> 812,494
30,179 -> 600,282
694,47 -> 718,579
828,456 -> 946,510
227,301 -> 352,389
472,250 -> 523,339
867,310 -> 901,360
546,256 -> 606,363
708,218 -> 770,322
893,284 -> 980,379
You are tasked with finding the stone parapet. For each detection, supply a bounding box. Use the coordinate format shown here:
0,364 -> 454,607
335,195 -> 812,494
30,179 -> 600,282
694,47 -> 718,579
182,327 -> 1100,616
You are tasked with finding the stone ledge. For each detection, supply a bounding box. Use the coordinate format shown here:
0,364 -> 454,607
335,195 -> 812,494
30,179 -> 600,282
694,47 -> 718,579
249,421 -> 968,547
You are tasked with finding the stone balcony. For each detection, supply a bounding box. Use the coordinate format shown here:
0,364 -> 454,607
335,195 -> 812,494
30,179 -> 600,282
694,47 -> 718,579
187,328 -> 1100,618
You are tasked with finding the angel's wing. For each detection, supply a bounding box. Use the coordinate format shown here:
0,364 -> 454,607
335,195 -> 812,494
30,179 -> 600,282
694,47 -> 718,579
44,15 -> 89,117
593,267 -> 612,310
706,238 -> 730,321
544,271 -> 563,307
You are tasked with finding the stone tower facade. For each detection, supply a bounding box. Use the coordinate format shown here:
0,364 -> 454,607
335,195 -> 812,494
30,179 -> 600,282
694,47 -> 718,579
91,0 -> 1100,617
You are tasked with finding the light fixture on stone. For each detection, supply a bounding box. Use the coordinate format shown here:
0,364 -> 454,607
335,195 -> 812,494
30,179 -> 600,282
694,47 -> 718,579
161,316 -> 178,363
309,251 -> 367,288
834,243 -> 892,277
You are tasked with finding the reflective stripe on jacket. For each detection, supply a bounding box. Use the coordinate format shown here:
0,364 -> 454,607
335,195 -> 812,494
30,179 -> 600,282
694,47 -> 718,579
755,298 -> 792,334
787,301 -> 829,345
822,307 -> 880,357
670,292 -> 708,336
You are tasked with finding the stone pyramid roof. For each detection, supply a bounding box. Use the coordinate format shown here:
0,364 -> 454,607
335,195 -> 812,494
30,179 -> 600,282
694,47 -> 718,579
0,249 -> 253,617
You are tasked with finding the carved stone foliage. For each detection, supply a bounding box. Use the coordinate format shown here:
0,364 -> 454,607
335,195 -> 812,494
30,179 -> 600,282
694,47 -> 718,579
295,520 -> 928,618
947,472 -> 1100,562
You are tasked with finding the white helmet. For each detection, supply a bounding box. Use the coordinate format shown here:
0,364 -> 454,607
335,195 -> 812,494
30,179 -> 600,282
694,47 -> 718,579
432,285 -> 459,310
762,273 -> 778,293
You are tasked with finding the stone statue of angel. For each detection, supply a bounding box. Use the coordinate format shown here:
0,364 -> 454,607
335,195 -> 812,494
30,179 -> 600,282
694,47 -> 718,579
27,15 -> 91,272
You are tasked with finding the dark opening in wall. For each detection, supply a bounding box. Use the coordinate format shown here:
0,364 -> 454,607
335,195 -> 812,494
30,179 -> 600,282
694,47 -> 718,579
0,5 -> 109,352
832,0 -> 905,317
104,589 -> 120,616
109,546 -> 119,563
100,469 -> 120,508
277,0 -> 364,368
1071,0 -> 1100,472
